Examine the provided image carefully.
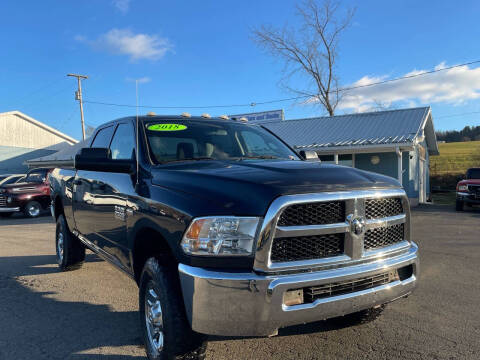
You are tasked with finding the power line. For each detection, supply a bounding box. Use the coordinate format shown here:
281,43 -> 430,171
436,111 -> 480,119
82,59 -> 480,110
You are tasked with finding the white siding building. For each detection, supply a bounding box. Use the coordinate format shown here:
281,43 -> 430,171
0,111 -> 78,174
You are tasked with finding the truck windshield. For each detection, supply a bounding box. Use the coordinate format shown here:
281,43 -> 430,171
466,168 -> 480,179
144,120 -> 300,164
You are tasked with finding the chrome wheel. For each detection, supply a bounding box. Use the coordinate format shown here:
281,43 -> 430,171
145,283 -> 164,355
57,232 -> 64,263
27,203 -> 40,217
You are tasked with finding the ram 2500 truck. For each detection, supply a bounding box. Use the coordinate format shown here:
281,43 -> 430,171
49,114 -> 419,360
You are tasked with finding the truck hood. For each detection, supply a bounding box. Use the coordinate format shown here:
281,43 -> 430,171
151,160 -> 401,215
1,182 -> 40,189
458,179 -> 480,186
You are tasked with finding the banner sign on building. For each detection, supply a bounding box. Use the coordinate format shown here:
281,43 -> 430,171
229,109 -> 284,123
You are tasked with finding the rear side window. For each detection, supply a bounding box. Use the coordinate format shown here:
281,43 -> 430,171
109,123 -> 136,160
91,126 -> 115,148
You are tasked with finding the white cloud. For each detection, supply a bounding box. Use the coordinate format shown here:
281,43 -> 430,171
76,28 -> 172,61
338,62 -> 480,112
112,0 -> 131,14
126,76 -> 151,83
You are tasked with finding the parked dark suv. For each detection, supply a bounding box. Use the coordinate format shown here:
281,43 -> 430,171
0,167 -> 52,218
456,167 -> 480,211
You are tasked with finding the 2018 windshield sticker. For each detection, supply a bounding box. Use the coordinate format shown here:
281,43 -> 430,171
147,124 -> 187,131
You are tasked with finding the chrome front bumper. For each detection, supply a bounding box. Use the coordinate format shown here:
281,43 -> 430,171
179,242 -> 419,337
0,207 -> 20,212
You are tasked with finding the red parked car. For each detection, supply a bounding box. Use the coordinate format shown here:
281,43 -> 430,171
0,167 -> 53,218
456,167 -> 480,211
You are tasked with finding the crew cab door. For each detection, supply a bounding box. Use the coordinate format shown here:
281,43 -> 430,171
72,125 -> 115,242
92,121 -> 136,269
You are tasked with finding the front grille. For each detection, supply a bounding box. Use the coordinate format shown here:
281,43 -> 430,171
302,270 -> 399,303
365,198 -> 403,219
468,185 -> 480,193
271,234 -> 344,262
364,223 -> 404,250
0,196 -> 6,207
277,201 -> 345,226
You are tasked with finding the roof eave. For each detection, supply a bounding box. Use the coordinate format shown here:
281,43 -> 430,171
296,142 -> 415,154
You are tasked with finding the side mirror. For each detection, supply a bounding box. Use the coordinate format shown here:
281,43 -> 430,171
75,148 -> 135,173
299,150 -> 320,161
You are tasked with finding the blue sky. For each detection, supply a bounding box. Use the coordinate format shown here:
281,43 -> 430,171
1,0 -> 480,140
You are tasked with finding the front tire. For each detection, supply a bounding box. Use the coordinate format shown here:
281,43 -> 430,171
456,199 -> 464,211
56,214 -> 85,271
24,200 -> 41,218
139,257 -> 207,360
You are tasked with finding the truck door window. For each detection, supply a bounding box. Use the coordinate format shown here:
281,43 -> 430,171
109,123 -> 136,160
91,126 -> 115,148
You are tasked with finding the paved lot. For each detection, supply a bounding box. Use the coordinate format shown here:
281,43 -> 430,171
0,206 -> 479,360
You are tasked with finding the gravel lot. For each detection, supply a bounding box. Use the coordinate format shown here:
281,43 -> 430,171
0,205 -> 479,360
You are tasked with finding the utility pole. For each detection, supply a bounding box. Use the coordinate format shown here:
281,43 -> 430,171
67,73 -> 88,140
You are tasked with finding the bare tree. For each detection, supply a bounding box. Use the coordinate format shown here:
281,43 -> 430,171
252,0 -> 354,116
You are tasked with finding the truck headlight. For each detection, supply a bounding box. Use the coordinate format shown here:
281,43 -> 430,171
458,185 -> 468,192
181,217 -> 261,256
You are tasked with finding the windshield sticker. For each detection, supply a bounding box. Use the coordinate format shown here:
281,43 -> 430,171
147,124 -> 187,131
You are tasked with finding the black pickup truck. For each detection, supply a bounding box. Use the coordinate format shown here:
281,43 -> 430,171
49,114 -> 419,360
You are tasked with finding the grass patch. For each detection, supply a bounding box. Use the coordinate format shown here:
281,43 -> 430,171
430,140 -> 480,176
430,141 -> 480,190
431,192 -> 456,206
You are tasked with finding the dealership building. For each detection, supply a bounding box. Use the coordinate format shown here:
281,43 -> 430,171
258,107 -> 439,206
0,111 -> 78,174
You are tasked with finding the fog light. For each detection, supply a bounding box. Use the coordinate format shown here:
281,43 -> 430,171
7,197 -> 12,203
283,289 -> 304,306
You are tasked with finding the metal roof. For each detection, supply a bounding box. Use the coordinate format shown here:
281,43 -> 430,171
261,107 -> 439,155
25,139 -> 88,168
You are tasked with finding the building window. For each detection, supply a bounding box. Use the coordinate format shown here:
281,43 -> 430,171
319,155 -> 335,163
338,154 -> 353,167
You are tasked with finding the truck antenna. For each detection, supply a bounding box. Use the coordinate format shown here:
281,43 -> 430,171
135,79 -> 140,187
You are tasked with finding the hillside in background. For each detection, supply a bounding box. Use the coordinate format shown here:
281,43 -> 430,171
430,140 -> 480,189
436,125 -> 480,142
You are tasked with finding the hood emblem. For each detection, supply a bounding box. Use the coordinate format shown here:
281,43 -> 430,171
349,216 -> 366,236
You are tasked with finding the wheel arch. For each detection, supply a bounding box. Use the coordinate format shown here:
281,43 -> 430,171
53,195 -> 65,220
130,220 -> 179,284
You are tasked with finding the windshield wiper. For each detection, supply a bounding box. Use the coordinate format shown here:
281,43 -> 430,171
162,157 -> 216,164
234,155 -> 280,160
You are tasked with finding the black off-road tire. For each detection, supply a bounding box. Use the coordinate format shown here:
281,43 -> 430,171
24,200 -> 42,218
328,305 -> 386,328
456,199 -> 464,211
56,214 -> 85,271
139,257 -> 207,360
0,212 -> 13,218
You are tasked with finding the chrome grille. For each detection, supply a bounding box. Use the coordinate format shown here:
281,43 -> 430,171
364,224 -> 404,250
301,270 -> 399,303
256,189 -> 410,272
271,234 -> 344,262
365,198 -> 403,219
277,201 -> 345,226
0,196 -> 6,207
